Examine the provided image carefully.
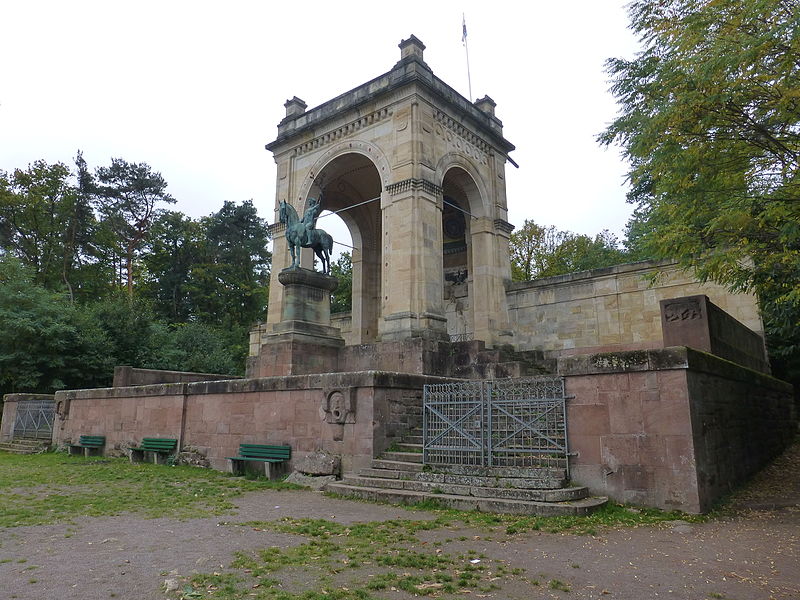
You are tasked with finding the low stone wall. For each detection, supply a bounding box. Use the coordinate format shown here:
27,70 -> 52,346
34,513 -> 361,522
507,260 -> 764,355
561,347 -> 795,513
53,372 -> 454,473
112,366 -> 241,387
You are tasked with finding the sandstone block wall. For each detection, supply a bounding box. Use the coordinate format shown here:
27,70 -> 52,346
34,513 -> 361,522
506,260 -> 764,355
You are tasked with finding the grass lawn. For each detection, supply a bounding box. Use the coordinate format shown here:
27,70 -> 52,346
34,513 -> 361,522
0,450 -> 300,528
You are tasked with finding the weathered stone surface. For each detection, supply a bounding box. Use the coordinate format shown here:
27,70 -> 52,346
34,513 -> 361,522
285,472 -> 337,490
661,295 -> 770,373
295,451 -> 341,476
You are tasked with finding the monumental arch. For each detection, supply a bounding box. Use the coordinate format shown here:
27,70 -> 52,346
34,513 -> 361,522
265,36 -> 516,347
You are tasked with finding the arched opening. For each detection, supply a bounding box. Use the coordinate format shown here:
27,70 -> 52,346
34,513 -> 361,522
441,166 -> 484,341
305,152 -> 383,345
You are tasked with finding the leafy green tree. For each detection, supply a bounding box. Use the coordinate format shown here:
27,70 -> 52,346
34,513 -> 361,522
140,211 -> 201,322
330,252 -> 353,313
0,160 -> 97,299
145,322 -> 247,376
599,0 -> 800,379
510,219 -> 627,281
187,200 -> 270,326
0,257 -> 115,395
93,158 -> 176,296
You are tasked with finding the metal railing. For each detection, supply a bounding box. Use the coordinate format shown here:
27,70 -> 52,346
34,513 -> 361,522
13,399 -> 55,439
423,376 -> 568,470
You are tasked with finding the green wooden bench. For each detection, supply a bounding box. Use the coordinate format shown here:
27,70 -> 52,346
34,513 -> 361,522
129,437 -> 178,464
68,435 -> 106,457
227,444 -> 291,479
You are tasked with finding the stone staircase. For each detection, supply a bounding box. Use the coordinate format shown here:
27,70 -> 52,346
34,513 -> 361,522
326,429 -> 608,516
449,340 -> 557,380
0,438 -> 51,454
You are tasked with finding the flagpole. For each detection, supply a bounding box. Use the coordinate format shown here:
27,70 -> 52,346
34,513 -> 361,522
463,13 -> 472,102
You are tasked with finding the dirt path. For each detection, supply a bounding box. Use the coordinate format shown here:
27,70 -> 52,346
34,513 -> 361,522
2,442 -> 799,600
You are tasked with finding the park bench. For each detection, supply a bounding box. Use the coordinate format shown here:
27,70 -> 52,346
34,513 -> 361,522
129,437 -> 178,464
227,443 -> 291,479
68,435 -> 106,457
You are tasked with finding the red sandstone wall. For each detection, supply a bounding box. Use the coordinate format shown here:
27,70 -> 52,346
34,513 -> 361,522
566,369 -> 700,511
53,373 -> 451,475
561,347 -> 795,513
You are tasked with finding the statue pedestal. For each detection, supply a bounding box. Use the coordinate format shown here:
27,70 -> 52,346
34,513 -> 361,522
247,268 -> 344,377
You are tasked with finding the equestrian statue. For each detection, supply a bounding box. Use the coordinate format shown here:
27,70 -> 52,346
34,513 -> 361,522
279,197 -> 334,274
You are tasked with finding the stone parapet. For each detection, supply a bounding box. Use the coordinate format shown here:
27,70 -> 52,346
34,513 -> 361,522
112,366 -> 240,387
660,294 -> 769,373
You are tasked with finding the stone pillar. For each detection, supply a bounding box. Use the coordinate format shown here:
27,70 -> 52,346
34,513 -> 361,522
379,181 -> 448,341
470,217 -> 513,346
248,268 -> 344,377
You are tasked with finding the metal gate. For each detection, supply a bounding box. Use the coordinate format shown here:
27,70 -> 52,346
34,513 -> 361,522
423,376 -> 568,469
13,398 -> 56,439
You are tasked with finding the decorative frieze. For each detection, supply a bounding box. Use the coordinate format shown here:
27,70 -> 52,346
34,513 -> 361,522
433,109 -> 489,164
293,108 -> 391,156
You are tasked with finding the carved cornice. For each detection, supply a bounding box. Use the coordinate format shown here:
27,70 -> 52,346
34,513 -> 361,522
494,219 -> 515,234
268,222 -> 286,236
293,108 -> 391,156
385,178 -> 443,197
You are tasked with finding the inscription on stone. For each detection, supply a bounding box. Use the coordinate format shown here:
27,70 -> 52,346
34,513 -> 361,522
664,300 -> 702,322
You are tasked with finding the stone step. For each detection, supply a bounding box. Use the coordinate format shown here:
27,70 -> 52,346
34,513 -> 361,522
0,442 -> 49,454
359,467 -> 406,479
381,451 -> 423,463
371,459 -> 423,472
402,435 -> 423,445
430,464 -> 567,479
342,475 -> 588,502
325,483 -> 608,517
396,443 -> 422,452
412,470 -> 566,490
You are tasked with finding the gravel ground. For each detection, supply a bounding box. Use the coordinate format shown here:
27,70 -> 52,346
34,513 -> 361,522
2,442 -> 798,600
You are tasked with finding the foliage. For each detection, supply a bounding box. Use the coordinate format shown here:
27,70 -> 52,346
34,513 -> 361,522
510,219 -> 627,281
0,155 -> 271,389
599,0 -> 800,379
187,200 -> 271,327
92,157 -> 176,295
145,322 -> 248,376
330,251 -> 352,313
0,257 -> 115,395
0,159 -> 96,300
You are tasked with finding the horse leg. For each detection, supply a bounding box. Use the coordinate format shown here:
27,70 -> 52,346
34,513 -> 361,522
289,242 -> 297,268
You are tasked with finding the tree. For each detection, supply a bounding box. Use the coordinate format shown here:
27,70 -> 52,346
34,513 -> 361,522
510,219 -> 627,281
141,211 -> 201,322
93,158 -> 176,296
0,160 -> 95,298
0,257 -> 115,395
330,252 -> 352,313
187,200 -> 271,326
599,0 -> 800,378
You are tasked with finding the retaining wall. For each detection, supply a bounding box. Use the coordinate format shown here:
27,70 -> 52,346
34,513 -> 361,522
52,372 -> 451,474
561,347 -> 795,512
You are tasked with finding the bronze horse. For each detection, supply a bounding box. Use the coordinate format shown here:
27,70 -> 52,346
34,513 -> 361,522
279,199 -> 333,274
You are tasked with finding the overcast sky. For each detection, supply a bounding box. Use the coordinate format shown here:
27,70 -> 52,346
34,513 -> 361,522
1,1 -> 640,253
